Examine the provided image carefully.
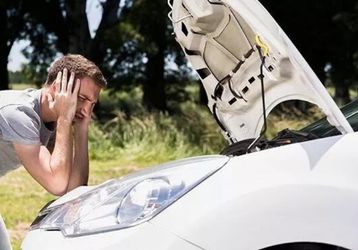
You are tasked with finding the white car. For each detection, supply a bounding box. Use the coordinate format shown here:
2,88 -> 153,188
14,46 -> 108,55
22,0 -> 358,249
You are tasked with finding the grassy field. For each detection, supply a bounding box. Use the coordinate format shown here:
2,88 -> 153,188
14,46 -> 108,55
0,159 -> 152,249
0,83 -> 344,249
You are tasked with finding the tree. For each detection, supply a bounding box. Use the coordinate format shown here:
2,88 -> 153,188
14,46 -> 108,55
129,0 -> 168,110
20,0 -> 125,71
16,0 -> 186,111
2,0 -> 193,113
0,0 -> 117,90
261,0 -> 358,105
0,0 -> 26,90
332,3 -> 358,105
96,0 -> 191,111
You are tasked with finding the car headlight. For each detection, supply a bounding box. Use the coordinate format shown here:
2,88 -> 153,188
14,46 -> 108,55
31,155 -> 229,237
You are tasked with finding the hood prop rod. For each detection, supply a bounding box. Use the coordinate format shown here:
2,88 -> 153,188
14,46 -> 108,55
246,45 -> 268,153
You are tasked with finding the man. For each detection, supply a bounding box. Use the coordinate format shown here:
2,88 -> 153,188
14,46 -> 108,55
0,54 -> 107,249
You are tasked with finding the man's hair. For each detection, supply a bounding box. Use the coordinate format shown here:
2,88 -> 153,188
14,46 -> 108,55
45,54 -> 107,87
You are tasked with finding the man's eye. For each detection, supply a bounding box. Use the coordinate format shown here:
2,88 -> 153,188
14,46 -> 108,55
79,96 -> 86,101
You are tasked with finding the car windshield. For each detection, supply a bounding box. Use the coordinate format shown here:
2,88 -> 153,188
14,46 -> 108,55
301,99 -> 358,137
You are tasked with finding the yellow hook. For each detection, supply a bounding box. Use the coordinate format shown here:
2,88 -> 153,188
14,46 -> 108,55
255,35 -> 269,57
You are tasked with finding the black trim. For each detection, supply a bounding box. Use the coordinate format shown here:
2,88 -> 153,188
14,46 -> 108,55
261,242 -> 348,250
228,79 -> 247,102
244,48 -> 255,58
228,98 -> 237,105
30,199 -> 57,228
184,48 -> 201,56
232,60 -> 244,73
214,84 -> 224,100
196,68 -> 211,79
212,103 -> 227,132
242,86 -> 249,94
248,76 -> 255,84
181,22 -> 188,36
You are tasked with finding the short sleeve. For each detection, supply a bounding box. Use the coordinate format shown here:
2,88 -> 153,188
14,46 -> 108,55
0,105 -> 41,145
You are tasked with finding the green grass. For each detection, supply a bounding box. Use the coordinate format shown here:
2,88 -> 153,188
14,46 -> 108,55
9,83 -> 37,90
0,83 -> 346,249
0,160 -> 143,249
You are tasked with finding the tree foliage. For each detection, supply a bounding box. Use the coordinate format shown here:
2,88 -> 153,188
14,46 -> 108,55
0,0 -> 27,89
3,0 -> 190,111
261,0 -> 358,105
2,0 -> 358,110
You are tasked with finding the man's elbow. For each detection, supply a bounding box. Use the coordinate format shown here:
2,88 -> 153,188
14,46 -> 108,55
45,178 -> 69,196
46,161 -> 71,196
48,186 -> 67,196
46,178 -> 87,196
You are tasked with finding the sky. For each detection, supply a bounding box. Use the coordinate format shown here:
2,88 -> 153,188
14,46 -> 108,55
8,40 -> 30,71
7,0 -> 103,72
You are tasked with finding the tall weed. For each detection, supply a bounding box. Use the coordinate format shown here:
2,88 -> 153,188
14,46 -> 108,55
89,105 -> 227,166
89,88 -> 322,166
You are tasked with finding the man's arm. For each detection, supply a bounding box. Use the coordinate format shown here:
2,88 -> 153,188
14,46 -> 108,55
66,122 -> 89,192
13,69 -> 80,196
13,118 -> 73,196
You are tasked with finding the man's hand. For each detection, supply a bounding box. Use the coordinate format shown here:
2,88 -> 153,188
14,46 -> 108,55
48,68 -> 80,123
73,105 -> 93,132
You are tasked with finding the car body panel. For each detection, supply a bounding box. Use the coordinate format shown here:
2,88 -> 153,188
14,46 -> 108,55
150,132 -> 358,249
23,133 -> 358,250
22,222 -> 202,250
170,0 -> 353,142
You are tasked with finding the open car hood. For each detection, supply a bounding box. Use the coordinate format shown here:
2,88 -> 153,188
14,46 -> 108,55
169,0 -> 353,142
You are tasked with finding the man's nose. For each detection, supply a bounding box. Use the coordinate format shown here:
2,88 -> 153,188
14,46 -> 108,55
82,102 -> 93,115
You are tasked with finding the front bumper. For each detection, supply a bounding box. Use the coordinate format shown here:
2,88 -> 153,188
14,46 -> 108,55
22,221 -> 202,250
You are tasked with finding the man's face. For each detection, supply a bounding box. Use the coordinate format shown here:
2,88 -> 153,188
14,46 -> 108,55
74,77 -> 101,121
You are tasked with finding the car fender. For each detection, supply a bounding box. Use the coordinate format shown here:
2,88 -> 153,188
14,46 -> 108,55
151,133 -> 358,249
